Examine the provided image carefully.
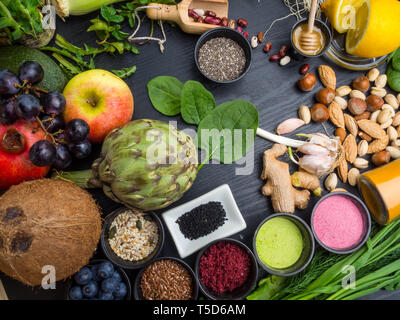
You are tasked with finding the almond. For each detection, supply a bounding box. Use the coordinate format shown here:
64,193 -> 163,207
344,114 -> 358,136
348,168 -> 360,187
367,135 -> 389,154
357,119 -> 386,139
343,134 -> 357,163
318,65 -> 336,90
359,131 -> 372,142
329,101 -> 345,128
276,118 -> 305,135
337,158 -> 348,183
336,86 -> 352,97
354,112 -> 371,121
358,140 -> 368,157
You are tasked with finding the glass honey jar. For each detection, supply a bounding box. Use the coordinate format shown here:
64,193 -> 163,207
358,159 -> 400,225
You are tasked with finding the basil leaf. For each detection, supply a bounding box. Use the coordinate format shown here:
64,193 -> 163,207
147,76 -> 184,116
181,80 -> 216,125
391,48 -> 400,72
197,100 -> 259,164
112,65 -> 137,79
87,18 -> 113,32
387,64 -> 400,92
100,5 -> 124,23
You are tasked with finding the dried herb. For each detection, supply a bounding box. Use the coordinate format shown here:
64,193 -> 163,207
108,226 -> 117,240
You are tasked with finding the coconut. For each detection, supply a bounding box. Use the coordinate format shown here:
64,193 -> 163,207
0,179 -> 101,286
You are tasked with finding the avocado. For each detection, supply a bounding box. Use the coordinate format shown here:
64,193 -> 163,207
0,46 -> 67,92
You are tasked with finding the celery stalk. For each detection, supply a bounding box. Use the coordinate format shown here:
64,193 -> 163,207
53,0 -> 126,17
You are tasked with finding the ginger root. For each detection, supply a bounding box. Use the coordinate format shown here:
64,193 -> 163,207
261,144 -> 310,213
291,171 -> 322,197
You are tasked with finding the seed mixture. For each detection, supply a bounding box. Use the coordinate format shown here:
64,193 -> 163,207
108,210 -> 159,262
176,201 -> 227,240
199,242 -> 251,295
140,259 -> 193,300
198,37 -> 246,82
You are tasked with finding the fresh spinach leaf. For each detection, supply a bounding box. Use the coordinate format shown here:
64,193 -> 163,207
181,80 -> 216,125
147,76 -> 184,116
387,64 -> 400,92
197,100 -> 259,164
391,47 -> 400,72
101,5 -> 124,23
112,65 -> 137,79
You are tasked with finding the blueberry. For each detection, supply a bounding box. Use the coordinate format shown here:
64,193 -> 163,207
69,286 -> 83,300
101,278 -> 119,293
97,261 -> 114,279
74,267 -> 92,285
82,281 -> 99,298
113,282 -> 127,299
111,271 -> 122,282
91,265 -> 102,282
98,291 -> 114,300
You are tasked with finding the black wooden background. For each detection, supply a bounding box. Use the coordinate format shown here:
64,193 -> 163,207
1,0 -> 399,300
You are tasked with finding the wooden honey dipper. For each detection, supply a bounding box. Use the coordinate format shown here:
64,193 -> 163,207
299,0 -> 319,53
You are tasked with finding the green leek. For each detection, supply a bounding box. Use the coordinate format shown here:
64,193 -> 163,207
52,0 -> 126,17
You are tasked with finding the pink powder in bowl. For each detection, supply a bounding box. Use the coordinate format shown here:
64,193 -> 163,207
312,194 -> 367,251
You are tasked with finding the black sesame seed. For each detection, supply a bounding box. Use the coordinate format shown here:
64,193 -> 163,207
175,201 -> 227,240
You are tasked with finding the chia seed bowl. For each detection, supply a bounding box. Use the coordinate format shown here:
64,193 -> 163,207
194,27 -> 252,84
101,207 -> 165,270
195,238 -> 258,300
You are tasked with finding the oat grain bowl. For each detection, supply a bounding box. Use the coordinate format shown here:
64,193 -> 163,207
101,207 -> 165,270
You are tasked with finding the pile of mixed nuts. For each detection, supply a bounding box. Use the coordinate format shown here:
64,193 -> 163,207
277,65 -> 400,191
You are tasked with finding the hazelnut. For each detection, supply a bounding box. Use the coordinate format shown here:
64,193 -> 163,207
298,73 -> 316,92
310,103 -> 329,122
366,94 -> 384,112
348,98 -> 367,115
371,150 -> 391,167
335,127 -> 346,143
352,75 -> 370,92
316,88 -> 335,105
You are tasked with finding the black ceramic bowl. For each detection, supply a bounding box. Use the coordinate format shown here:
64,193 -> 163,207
253,213 -> 315,277
101,207 -> 165,269
133,256 -> 199,300
194,27 -> 252,84
311,192 -> 371,255
66,259 -> 132,300
195,238 -> 258,300
290,18 -> 332,60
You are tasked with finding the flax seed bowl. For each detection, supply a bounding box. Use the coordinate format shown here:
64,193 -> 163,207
101,207 -> 165,270
195,238 -> 258,300
194,27 -> 252,84
133,257 -> 199,300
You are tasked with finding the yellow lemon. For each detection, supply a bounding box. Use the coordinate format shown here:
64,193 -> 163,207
346,0 -> 400,58
321,0 -> 365,33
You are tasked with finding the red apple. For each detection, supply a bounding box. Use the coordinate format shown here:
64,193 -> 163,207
63,69 -> 134,143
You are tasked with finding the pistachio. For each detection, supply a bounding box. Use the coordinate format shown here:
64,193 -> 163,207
336,85 -> 352,97
387,146 -> 400,159
370,110 -> 381,123
387,126 -> 398,141
381,119 -> 393,130
298,105 -> 311,124
357,140 -> 368,157
353,158 -> 369,169
385,94 -> 399,110
350,90 -> 366,100
393,112 -> 400,127
325,173 -> 338,191
367,68 -> 380,82
348,168 -> 360,187
334,96 -> 348,110
371,87 -> 387,98
375,74 -> 387,88
381,104 -> 395,117
377,108 -> 392,124
392,139 -> 400,148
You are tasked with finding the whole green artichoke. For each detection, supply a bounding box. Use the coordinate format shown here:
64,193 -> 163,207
57,119 -> 198,211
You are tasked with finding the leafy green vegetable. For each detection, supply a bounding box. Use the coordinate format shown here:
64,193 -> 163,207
247,276 -> 287,300
197,100 -> 259,164
387,64 -> 400,92
0,0 -> 44,43
181,81 -> 216,125
147,76 -> 184,116
111,65 -> 137,79
388,47 -> 400,72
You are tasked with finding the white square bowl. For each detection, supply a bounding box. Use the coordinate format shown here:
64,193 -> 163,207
162,184 -> 247,259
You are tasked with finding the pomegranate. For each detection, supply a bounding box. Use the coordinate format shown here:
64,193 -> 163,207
0,120 -> 50,189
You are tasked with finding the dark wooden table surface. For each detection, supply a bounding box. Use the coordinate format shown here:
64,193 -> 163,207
2,0 -> 399,300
